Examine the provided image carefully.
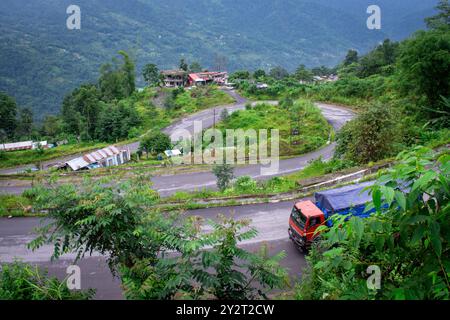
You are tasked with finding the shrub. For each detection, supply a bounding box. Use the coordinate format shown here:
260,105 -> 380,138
213,163 -> 235,192
233,176 -> 257,193
29,177 -> 289,300
335,103 -> 400,164
296,147 -> 450,300
0,261 -> 94,300
140,132 -> 172,158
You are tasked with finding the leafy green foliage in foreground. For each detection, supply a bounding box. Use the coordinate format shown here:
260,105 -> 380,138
28,175 -> 288,300
0,261 -> 94,300
297,147 -> 450,300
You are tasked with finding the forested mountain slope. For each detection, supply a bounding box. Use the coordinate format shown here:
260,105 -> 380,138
0,0 -> 437,119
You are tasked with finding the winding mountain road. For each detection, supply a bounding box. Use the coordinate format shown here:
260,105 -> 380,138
0,91 -> 354,196
155,101 -> 351,196
0,90 -> 355,299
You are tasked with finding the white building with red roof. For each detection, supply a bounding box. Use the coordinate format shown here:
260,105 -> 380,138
188,72 -> 228,86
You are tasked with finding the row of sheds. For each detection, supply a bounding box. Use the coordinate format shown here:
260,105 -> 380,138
0,141 -> 49,152
63,146 -> 130,171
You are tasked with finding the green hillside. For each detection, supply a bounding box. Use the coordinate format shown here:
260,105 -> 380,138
0,0 -> 437,119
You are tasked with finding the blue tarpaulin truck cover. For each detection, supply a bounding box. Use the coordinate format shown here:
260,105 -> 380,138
315,181 -> 375,213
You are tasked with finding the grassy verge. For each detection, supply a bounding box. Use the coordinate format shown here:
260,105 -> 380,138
0,157 -> 355,217
215,99 -> 332,156
167,86 -> 235,118
0,195 -> 33,217
0,142 -> 110,169
162,157 -> 355,204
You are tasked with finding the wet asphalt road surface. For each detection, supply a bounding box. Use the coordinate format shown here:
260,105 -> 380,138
0,91 -> 352,299
0,200 -> 307,299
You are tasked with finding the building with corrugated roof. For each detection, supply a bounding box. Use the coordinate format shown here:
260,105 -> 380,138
188,72 -> 228,86
0,141 -> 49,152
161,69 -> 186,87
63,145 -> 131,171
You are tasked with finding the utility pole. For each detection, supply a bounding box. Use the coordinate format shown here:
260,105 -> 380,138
212,108 -> 216,158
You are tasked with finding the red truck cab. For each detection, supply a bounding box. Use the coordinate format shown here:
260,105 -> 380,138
288,181 -> 379,251
288,200 -> 326,251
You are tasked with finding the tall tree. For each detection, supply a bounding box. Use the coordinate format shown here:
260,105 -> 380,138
189,61 -> 202,73
253,69 -> 266,79
139,132 -> 171,158
425,0 -> 450,29
99,51 -> 136,102
230,70 -> 250,80
0,92 -> 17,140
397,29 -> 450,110
119,51 -> 136,96
142,63 -> 161,87
311,65 -> 335,76
343,49 -> 359,66
358,39 -> 399,77
41,115 -> 63,138
96,101 -> 141,143
269,66 -> 289,80
99,63 -> 127,102
294,64 -> 313,82
179,58 -> 188,72
16,108 -> 33,139
61,84 -> 101,140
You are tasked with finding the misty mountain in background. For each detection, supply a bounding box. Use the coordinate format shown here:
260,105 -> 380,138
0,0 -> 438,119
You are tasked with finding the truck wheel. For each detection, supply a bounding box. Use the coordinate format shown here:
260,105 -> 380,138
298,245 -> 309,254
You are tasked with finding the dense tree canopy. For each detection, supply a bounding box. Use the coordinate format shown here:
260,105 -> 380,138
16,108 -> 34,140
61,84 -> 102,140
357,39 -> 399,77
230,70 -> 251,80
96,101 -> 141,143
397,29 -> 450,111
425,0 -> 450,29
295,64 -> 314,82
189,61 -> 203,73
0,92 -> 17,141
99,51 -> 136,102
253,69 -> 266,79
343,49 -> 359,66
140,132 -> 172,158
179,58 -> 188,72
57,51 -> 141,143
142,63 -> 161,87
119,51 -> 136,96
269,66 -> 290,80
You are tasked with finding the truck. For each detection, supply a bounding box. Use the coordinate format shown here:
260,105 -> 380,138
288,181 -> 376,251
